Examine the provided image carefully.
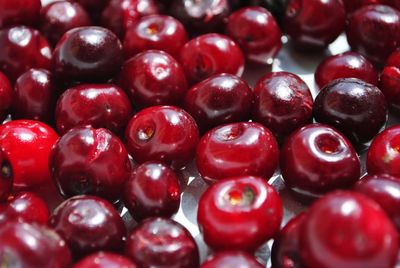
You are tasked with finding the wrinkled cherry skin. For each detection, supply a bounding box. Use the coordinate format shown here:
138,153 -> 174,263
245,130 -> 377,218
226,7 -> 282,64
252,72 -> 313,139
184,73 -> 253,132
0,120 -> 58,189
0,0 -> 41,28
0,71 -> 12,122
123,15 -> 188,59
0,26 -> 52,82
201,251 -> 264,268
55,84 -> 132,135
179,33 -> 245,84
123,161 -> 181,221
53,26 -> 123,83
125,217 -> 199,268
50,125 -> 131,202
118,50 -> 188,108
379,49 -> 400,114
49,195 -> 126,257
342,0 -> 383,13
346,5 -> 400,64
73,252 -> 138,268
196,122 -> 279,184
198,176 -> 282,252
40,1 -> 91,46
283,0 -> 346,50
125,106 -> 199,169
300,191 -> 398,268
0,149 -> 12,201
313,78 -> 388,144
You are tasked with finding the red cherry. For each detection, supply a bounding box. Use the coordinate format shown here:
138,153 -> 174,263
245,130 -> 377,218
0,148 -> 12,201
0,0 -> 41,28
342,0 -> 383,13
196,122 -> 279,184
0,71 -> 12,122
198,176 -> 282,252
73,252 -> 138,268
76,0 -> 110,14
201,251 -> 264,268
379,48 -> 400,114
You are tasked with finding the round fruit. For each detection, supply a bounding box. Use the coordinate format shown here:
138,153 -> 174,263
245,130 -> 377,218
73,252 -> 138,268
201,251 -> 265,268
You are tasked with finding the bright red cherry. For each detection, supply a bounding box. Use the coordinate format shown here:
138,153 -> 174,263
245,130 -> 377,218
0,71 -> 12,122
0,26 -> 52,81
196,122 -> 279,184
0,120 -> 58,189
342,0 -> 383,13
379,48 -> 400,114
198,176 -> 282,252
55,84 -> 132,135
300,191 -> 398,268
252,72 -> 313,139
0,0 -> 41,28
125,106 -> 199,169
201,251 -> 265,268
0,148 -> 12,201
125,217 -> 199,268
226,6 -> 282,64
118,50 -> 188,108
184,73 -> 253,132
73,252 -> 138,268
179,33 -> 245,84
49,195 -> 126,257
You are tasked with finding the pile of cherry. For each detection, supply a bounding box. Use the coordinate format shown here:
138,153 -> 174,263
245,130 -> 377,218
0,0 -> 399,267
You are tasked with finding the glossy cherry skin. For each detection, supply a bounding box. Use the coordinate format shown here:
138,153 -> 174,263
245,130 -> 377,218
179,33 -> 245,84
118,50 -> 188,108
252,72 -> 313,139
0,120 -> 58,189
73,252 -> 138,268
55,84 -> 132,135
123,15 -> 188,59
198,176 -> 282,252
283,0 -> 346,50
201,251 -> 264,268
49,195 -> 126,257
379,49 -> 400,114
184,73 -> 253,132
50,125 -> 131,202
0,0 -> 41,28
196,122 -> 279,184
0,71 -> 12,122
346,5 -> 400,64
125,106 -> 199,169
300,191 -> 398,268
342,0 -> 383,13
226,7 -> 282,64
125,217 -> 199,268
0,26 -> 52,82
313,78 -> 387,144
0,148 -> 12,201
53,26 -> 123,83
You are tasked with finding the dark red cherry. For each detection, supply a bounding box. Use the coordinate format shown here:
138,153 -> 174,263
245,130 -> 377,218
179,33 -> 245,84
346,5 -> 400,64
0,0 -> 41,28
342,0 -> 383,13
125,106 -> 199,169
53,26 -> 123,83
125,217 -> 199,268
252,71 -> 313,138
201,251 -> 264,268
55,84 -> 132,135
76,0 -> 110,14
196,122 -> 279,184
226,6 -> 282,64
379,49 -> 400,115
382,0 -> 400,10
300,191 -> 398,268
0,26 -> 52,81
49,195 -> 126,257
118,50 -> 188,108
184,73 -> 253,132
123,15 -> 188,59
0,71 -> 12,122
198,176 -> 282,252
313,78 -> 387,144
73,252 -> 138,268
50,125 -> 131,202
0,148 -> 12,201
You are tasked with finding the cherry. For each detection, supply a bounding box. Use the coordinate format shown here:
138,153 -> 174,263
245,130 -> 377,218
300,191 -> 398,268
73,252 -> 138,268
252,71 -> 313,139
118,50 -> 188,108
0,192 -> 49,225
40,1 -> 91,46
49,195 -> 126,257
226,6 -> 282,64
201,251 -> 264,268
179,33 -> 245,84
125,106 -> 199,169
0,148 -> 12,201
123,15 -> 188,60
313,78 -> 387,144
342,0 -> 383,13
123,161 -> 181,221
0,26 -> 52,81
53,26 -> 123,83
76,0 -> 110,14
184,73 -> 253,132
379,48 -> 400,115
125,217 -> 199,268
196,122 -> 279,184
0,120 -> 58,189
0,71 -> 12,122
0,0 -> 41,28
50,125 -> 131,202
346,5 -> 400,64
283,0 -> 346,50
198,175 -> 282,251
55,84 -> 132,135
